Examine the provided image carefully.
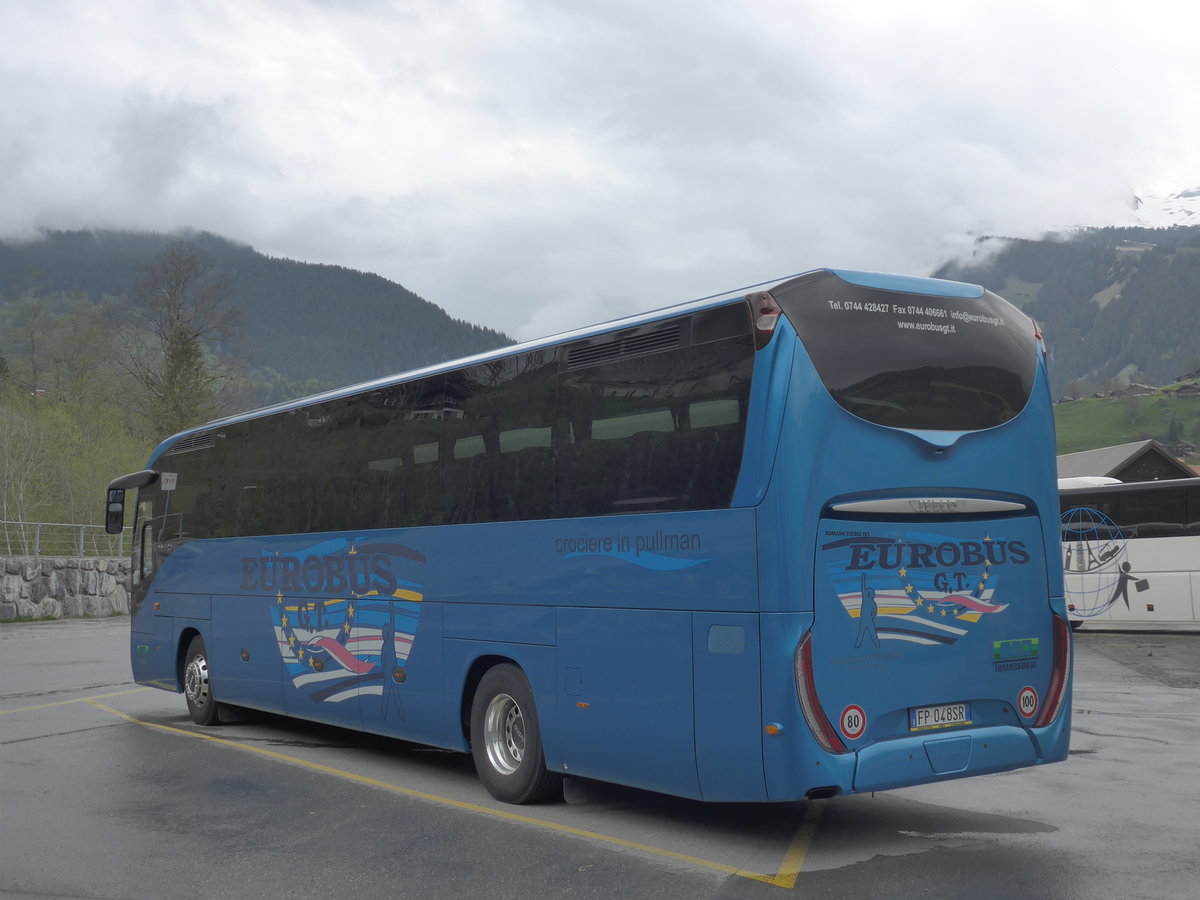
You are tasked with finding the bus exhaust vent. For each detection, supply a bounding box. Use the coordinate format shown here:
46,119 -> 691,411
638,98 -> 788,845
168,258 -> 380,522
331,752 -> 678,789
163,431 -> 216,455
565,323 -> 682,370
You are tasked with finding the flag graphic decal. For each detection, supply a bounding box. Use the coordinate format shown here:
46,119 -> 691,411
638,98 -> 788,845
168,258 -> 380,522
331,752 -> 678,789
262,538 -> 425,718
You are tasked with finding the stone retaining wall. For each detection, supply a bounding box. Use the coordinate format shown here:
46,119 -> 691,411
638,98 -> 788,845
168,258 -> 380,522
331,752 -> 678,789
1,557 -> 131,621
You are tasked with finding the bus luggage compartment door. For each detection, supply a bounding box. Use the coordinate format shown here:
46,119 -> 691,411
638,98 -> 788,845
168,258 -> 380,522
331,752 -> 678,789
692,612 -> 766,801
557,607 -> 702,800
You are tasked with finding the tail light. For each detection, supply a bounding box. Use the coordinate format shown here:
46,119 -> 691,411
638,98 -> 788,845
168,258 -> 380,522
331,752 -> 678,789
794,631 -> 846,753
747,291 -> 782,350
1032,318 -> 1048,357
1034,612 -> 1071,728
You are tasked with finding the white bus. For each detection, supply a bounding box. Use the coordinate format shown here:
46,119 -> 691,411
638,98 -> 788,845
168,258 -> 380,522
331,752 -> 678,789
1060,477 -> 1200,631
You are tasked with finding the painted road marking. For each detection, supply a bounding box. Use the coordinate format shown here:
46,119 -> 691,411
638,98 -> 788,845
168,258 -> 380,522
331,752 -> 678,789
87,699 -> 822,889
0,687 -> 148,715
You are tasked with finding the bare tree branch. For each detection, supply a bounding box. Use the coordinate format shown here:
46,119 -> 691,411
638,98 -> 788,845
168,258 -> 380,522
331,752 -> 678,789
120,242 -> 246,436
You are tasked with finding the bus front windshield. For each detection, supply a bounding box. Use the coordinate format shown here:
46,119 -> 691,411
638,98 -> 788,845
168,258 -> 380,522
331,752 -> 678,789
772,270 -> 1038,431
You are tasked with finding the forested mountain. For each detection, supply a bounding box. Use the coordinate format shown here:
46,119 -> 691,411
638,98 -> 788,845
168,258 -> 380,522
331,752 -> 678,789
0,229 -> 514,529
935,225 -> 1200,397
0,229 -> 511,391
7,224 -> 1197,402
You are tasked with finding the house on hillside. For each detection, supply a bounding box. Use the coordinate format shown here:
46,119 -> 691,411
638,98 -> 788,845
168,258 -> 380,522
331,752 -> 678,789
1164,383 -> 1200,399
1057,439 -> 1196,483
1099,384 -> 1160,399
1167,440 -> 1197,458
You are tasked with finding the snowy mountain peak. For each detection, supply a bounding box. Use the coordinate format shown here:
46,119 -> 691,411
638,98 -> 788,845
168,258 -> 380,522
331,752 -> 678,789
1130,187 -> 1200,227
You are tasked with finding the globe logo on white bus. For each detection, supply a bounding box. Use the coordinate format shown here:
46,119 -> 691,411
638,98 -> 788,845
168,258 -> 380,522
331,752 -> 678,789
1061,507 -> 1128,618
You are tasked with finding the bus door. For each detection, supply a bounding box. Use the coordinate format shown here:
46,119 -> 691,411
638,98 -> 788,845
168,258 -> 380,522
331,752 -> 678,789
212,591 -> 284,713
812,512 -> 1059,788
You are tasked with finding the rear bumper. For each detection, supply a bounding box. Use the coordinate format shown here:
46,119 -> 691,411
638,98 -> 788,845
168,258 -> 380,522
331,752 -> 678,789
852,724 -> 1055,792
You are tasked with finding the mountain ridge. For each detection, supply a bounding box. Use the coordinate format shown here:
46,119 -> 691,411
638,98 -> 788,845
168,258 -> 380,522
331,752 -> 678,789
5,223 -> 1198,419
934,224 -> 1200,396
0,228 -> 513,392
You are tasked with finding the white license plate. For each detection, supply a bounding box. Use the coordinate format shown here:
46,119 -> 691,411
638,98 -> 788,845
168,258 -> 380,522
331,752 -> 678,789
909,701 -> 972,732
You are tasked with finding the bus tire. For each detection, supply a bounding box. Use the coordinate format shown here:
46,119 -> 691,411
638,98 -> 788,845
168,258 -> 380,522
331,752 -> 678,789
470,664 -> 561,804
182,635 -> 221,726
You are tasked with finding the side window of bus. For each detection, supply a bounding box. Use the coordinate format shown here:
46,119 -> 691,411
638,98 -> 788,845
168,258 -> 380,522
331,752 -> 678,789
1063,488 -> 1200,538
1118,489 -> 1187,538
134,497 -> 154,586
1086,497 -> 1118,523
442,352 -> 558,525
359,377 -> 447,530
140,520 -> 155,583
557,331 -> 753,517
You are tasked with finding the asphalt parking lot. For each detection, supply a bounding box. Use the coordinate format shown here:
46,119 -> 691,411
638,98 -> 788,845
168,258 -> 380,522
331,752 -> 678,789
1,619 -> 1197,899
1073,630 -> 1200,688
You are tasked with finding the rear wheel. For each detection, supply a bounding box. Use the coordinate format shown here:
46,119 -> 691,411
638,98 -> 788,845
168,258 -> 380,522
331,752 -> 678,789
183,635 -> 221,726
470,664 -> 561,804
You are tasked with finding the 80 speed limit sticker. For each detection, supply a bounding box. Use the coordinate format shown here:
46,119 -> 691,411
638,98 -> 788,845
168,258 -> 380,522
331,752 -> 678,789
840,704 -> 867,740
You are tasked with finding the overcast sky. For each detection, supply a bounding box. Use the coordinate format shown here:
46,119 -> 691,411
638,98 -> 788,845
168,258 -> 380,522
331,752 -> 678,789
2,0 -> 1197,340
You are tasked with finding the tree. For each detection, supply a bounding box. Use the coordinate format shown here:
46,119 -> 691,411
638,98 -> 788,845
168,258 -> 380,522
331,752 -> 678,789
121,243 -> 244,437
0,395 -> 53,530
1123,395 -> 1147,427
7,287 -> 52,392
1063,378 -> 1089,398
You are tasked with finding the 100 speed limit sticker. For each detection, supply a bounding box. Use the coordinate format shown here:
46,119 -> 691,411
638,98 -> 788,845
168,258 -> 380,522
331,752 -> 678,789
1018,686 -> 1039,719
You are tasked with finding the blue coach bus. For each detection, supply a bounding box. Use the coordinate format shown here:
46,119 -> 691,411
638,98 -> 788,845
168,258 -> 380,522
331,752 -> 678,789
105,268 -> 1072,804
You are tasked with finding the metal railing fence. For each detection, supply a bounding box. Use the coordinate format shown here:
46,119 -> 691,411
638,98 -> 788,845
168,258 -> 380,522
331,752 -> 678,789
1,521 -> 131,559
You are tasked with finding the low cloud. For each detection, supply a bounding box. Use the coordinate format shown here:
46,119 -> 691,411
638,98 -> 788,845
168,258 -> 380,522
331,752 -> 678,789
1,0 -> 1196,340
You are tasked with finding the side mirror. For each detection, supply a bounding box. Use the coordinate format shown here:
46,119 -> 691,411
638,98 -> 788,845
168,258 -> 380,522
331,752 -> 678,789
103,470 -> 160,534
105,488 -> 126,535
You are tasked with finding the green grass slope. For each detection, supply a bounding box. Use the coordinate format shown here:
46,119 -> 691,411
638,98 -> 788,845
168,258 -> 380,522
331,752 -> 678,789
1054,395 -> 1200,454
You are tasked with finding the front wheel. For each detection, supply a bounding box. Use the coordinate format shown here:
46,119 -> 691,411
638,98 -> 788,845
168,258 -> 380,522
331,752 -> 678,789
182,635 -> 221,726
470,664 -> 561,804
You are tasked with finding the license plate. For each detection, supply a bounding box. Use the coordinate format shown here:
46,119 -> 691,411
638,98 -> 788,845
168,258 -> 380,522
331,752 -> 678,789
909,701 -> 972,732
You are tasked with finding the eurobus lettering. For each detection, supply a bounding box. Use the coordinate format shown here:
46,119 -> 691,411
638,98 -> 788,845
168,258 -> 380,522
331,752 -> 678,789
238,552 -> 402,595
839,538 -> 1031,570
106,267 -> 1072,804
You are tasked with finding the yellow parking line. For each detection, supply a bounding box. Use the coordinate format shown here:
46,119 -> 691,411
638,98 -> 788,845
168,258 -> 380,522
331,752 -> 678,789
0,687 -> 148,715
750,802 -> 824,889
87,699 -> 820,888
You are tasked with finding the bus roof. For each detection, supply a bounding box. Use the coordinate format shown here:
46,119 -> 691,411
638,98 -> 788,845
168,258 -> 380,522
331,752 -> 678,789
1057,476 -> 1123,489
1059,476 -> 1200,496
147,267 -> 983,462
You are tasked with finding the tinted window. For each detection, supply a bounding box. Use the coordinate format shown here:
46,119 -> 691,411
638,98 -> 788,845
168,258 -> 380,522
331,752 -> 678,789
557,332 -> 753,517
146,305 -> 754,538
1118,490 -> 1186,534
773,270 -> 1037,431
1060,481 -> 1200,537
442,351 -> 558,523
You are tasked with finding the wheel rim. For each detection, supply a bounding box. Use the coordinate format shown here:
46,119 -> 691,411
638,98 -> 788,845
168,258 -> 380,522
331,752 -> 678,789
483,692 -> 525,775
185,653 -> 210,709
